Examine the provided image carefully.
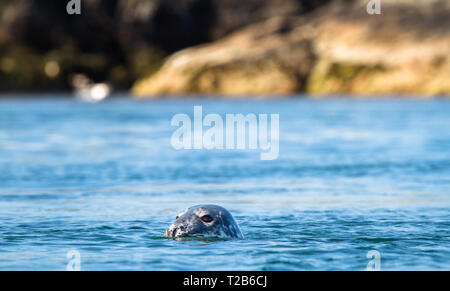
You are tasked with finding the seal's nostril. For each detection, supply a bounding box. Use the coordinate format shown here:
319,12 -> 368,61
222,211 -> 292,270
167,225 -> 178,237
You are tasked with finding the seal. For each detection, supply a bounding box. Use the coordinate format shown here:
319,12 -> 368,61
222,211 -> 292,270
165,205 -> 244,239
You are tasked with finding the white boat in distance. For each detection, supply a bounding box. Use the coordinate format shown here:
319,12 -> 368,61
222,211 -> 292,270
71,74 -> 112,103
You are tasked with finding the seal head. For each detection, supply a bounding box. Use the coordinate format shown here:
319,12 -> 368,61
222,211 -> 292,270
165,205 -> 243,239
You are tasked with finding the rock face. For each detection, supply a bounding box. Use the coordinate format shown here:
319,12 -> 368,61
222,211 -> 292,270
133,17 -> 316,96
306,1 -> 450,96
133,0 -> 450,97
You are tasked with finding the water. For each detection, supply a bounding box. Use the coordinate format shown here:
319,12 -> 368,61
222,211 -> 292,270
0,96 -> 449,270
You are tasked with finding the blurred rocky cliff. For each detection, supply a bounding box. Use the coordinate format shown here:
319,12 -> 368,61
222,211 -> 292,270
133,0 -> 450,97
1,0 -> 449,97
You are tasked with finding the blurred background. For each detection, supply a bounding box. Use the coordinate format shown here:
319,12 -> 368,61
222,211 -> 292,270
0,0 -> 449,97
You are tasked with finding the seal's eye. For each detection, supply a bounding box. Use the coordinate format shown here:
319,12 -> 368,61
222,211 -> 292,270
200,215 -> 213,223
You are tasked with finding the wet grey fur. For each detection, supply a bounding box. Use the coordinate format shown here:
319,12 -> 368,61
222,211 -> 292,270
165,205 -> 243,239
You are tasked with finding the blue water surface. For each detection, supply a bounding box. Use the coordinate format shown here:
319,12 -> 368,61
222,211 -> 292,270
0,96 -> 449,270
